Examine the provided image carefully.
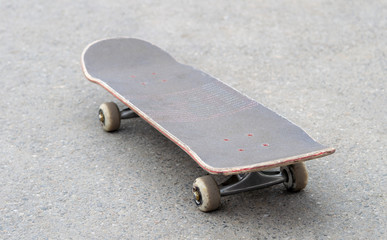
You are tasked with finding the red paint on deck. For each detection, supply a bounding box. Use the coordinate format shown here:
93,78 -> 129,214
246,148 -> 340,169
248,133 -> 253,136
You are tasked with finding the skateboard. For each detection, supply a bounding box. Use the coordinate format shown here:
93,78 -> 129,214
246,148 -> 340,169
82,38 -> 335,212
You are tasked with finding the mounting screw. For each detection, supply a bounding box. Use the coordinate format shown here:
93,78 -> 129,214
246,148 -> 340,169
192,186 -> 202,205
99,110 -> 105,125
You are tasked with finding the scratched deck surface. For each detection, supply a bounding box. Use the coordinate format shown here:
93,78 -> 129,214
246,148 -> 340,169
82,38 -> 334,174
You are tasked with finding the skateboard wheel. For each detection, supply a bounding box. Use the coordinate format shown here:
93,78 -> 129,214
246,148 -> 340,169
98,102 -> 121,132
280,162 -> 308,192
192,175 -> 221,212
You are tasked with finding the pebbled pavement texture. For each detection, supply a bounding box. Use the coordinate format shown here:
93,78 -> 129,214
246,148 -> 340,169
0,0 -> 386,239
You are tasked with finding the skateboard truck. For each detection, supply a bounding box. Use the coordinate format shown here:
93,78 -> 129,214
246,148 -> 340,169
219,170 -> 286,196
192,163 -> 308,212
120,108 -> 139,119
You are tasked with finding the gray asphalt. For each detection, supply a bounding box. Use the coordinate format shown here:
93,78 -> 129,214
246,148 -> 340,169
1,0 -> 386,239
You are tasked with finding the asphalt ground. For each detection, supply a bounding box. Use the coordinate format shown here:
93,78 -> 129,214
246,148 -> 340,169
1,0 -> 386,239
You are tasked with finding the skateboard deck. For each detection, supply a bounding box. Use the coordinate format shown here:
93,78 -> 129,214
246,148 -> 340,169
82,38 -> 335,175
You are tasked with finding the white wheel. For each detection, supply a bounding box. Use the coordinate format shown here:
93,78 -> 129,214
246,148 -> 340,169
280,162 -> 308,192
192,175 -> 221,212
98,102 -> 121,132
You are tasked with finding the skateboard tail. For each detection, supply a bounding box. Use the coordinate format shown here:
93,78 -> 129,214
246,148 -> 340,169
209,148 -> 336,175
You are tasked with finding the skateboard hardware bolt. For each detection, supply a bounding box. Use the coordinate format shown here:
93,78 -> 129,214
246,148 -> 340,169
192,186 -> 202,205
98,110 -> 105,125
